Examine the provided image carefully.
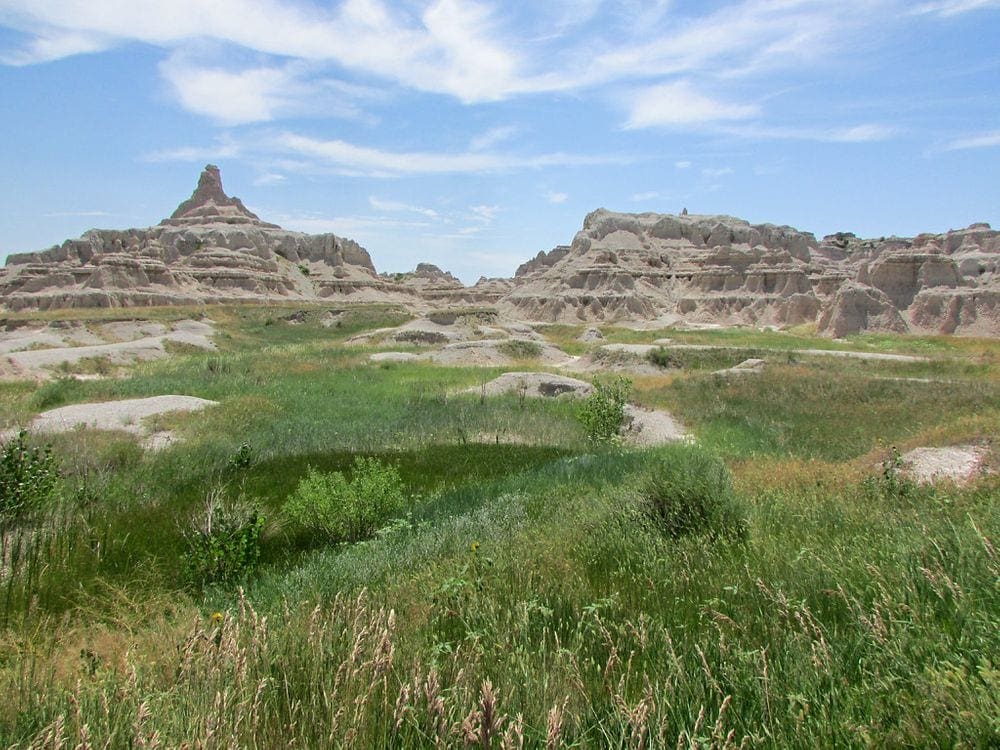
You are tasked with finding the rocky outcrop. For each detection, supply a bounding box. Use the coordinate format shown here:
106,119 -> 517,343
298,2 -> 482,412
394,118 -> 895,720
501,209 -> 823,327
499,209 -> 999,336
1,166 -> 409,311
812,222 -> 1000,336
4,174 -> 997,337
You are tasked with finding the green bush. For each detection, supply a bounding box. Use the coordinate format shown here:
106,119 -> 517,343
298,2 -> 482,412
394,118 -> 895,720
498,339 -> 542,360
0,430 -> 59,519
642,446 -> 747,541
182,490 -> 265,586
862,445 -> 918,504
578,377 -> 632,445
228,441 -> 254,470
283,457 -> 407,544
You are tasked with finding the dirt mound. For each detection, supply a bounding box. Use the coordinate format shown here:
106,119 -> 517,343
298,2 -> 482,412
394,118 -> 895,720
470,372 -> 593,399
622,405 -> 687,446
428,339 -> 572,367
0,319 -> 217,380
714,358 -> 765,376
10,395 -> 218,451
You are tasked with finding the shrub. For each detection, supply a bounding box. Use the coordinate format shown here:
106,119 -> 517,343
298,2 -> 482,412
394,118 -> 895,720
0,431 -> 59,519
228,442 -> 254,470
862,445 -> 918,503
283,457 -> 407,544
642,446 -> 747,541
578,377 -> 632,445
182,490 -> 265,586
498,339 -> 542,360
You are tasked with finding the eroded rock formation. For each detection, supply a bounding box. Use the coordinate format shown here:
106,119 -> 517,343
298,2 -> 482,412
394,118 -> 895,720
3,171 -> 997,337
500,209 -> 999,336
0,166 -> 409,310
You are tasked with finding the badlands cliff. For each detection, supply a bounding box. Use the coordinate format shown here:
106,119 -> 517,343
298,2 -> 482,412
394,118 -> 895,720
0,165 -> 411,310
2,167 -> 997,337
503,209 -> 999,336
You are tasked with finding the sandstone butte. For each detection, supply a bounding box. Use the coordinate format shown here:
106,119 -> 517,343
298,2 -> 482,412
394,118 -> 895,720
1,165 -> 997,337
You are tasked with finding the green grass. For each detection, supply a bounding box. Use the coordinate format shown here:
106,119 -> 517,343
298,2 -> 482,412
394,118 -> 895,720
0,306 -> 998,748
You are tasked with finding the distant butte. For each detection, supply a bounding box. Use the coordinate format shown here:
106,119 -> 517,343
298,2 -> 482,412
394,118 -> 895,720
1,166 -> 998,337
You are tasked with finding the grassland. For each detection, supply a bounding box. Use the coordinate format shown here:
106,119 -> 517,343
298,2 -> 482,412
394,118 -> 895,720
1,305 -> 997,748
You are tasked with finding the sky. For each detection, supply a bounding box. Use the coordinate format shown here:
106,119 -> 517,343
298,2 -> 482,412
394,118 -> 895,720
1,0 -> 998,283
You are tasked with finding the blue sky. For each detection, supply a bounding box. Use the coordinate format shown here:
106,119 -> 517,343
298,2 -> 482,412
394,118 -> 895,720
1,0 -> 998,282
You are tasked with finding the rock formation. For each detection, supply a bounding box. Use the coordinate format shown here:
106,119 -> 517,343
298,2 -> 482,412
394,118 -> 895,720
500,209 -> 1000,336
0,165 -> 409,310
2,170 -> 997,337
502,209 -> 822,328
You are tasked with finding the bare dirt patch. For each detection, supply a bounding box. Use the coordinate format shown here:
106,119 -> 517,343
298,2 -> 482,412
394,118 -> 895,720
0,319 -> 216,380
7,395 -> 218,451
901,445 -> 991,484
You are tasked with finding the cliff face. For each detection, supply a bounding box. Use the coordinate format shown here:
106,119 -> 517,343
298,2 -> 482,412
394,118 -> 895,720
815,223 -> 999,336
499,210 -> 999,336
501,209 -> 822,327
3,173 -> 997,337
0,166 -> 409,310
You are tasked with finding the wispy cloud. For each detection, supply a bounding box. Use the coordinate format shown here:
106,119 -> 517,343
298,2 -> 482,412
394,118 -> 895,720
42,210 -> 114,218
911,0 -> 1000,16
252,173 -> 286,186
718,122 -> 896,143
545,191 -> 568,204
469,125 -> 519,151
469,204 -> 501,223
272,132 -> 624,176
623,81 -> 759,129
368,196 -> 439,218
943,130 -> 1000,150
142,135 -> 241,163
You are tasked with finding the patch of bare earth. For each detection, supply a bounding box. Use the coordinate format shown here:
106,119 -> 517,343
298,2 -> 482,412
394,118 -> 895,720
0,319 -> 216,380
901,445 -> 992,485
4,396 -> 218,451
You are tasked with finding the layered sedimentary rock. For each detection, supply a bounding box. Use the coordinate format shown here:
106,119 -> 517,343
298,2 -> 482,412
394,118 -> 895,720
0,166 -> 408,310
500,209 -> 1000,336
3,171 -> 997,336
502,209 -> 822,327
815,223 -> 999,336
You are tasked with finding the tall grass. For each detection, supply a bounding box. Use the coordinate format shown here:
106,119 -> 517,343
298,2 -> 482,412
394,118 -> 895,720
1,308 -> 997,747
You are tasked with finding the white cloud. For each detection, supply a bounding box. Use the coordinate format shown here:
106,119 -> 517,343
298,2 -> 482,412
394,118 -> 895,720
160,58 -> 296,125
701,167 -> 734,177
253,173 -> 286,186
943,130 -> 1000,150
272,132 -> 623,176
470,204 -> 501,223
142,135 -> 241,163
912,0 -> 1000,16
0,0 -> 903,106
0,28 -> 110,65
368,196 -> 439,218
545,191 -> 568,204
675,160 -> 692,169
624,81 -> 759,129
269,211 -> 433,237
42,210 -> 114,218
630,190 -> 671,202
718,122 -> 896,142
470,125 -> 519,151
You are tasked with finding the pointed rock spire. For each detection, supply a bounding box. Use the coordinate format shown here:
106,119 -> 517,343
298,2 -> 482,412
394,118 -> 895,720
162,165 -> 279,228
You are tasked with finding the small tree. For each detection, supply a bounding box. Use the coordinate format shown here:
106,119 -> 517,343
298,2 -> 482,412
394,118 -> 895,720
578,377 -> 632,445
